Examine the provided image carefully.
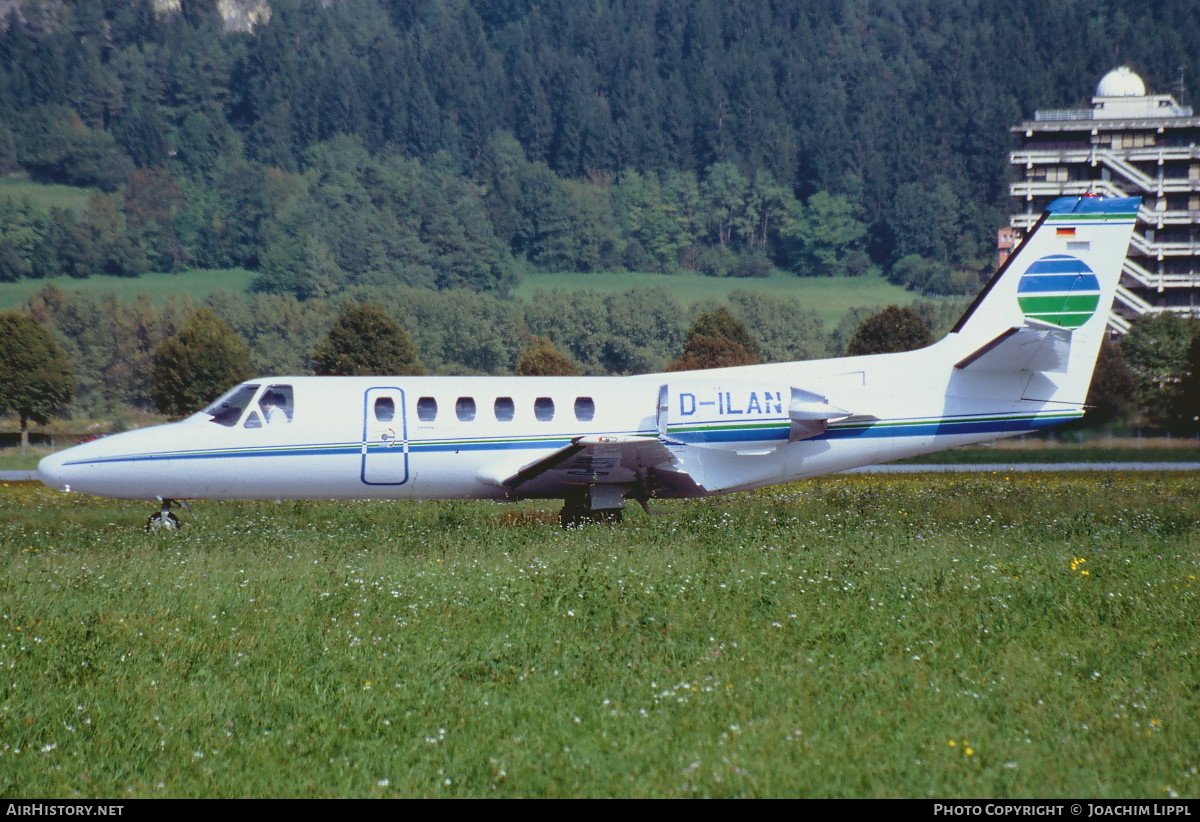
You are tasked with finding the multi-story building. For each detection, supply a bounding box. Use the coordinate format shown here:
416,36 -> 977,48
1009,66 -> 1200,332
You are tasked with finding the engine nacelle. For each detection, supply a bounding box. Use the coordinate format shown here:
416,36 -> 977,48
657,382 -> 848,452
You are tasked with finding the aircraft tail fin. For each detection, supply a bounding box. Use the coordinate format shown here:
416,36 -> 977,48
946,195 -> 1140,406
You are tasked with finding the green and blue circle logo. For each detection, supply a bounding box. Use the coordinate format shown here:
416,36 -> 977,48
1017,255 -> 1101,329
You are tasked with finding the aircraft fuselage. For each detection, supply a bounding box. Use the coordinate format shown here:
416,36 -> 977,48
37,353 -> 1079,504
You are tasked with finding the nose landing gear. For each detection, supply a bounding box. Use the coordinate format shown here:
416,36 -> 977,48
145,499 -> 191,531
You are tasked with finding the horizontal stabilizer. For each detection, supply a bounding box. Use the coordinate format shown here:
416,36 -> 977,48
789,387 -> 851,442
789,388 -> 850,420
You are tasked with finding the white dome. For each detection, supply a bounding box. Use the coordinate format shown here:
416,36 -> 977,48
1096,66 -> 1146,97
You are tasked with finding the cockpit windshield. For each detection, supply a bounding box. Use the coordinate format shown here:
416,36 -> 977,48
204,384 -> 260,427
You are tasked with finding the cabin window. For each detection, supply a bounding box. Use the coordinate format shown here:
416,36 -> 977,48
574,397 -> 595,422
456,397 -> 477,422
494,397 -> 515,421
204,384 -> 259,427
534,397 -> 555,421
374,397 -> 395,422
416,397 -> 438,422
260,384 -> 293,424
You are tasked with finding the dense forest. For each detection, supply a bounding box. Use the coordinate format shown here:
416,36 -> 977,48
1,0 -> 1199,427
3,0 -> 1200,295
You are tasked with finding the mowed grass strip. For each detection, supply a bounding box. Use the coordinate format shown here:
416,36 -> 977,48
514,271 -> 921,326
0,269 -> 256,311
1,473 -> 1197,798
1,268 -> 919,327
0,174 -> 95,213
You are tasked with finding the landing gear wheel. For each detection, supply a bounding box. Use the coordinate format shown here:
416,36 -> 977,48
559,496 -> 586,528
146,510 -> 181,531
146,499 -> 189,531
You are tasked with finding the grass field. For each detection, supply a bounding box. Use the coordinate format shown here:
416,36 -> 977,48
1,268 -> 917,327
0,269 -> 257,310
0,174 -> 95,213
1,473 -> 1197,798
515,271 -> 920,326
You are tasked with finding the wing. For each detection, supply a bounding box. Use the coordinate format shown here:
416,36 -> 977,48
478,434 -> 701,499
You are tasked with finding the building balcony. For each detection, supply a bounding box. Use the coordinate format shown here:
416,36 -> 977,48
1117,257 -> 1200,290
1011,178 -> 1198,200
1128,233 -> 1200,258
1012,146 -> 1200,165
1011,148 -> 1200,197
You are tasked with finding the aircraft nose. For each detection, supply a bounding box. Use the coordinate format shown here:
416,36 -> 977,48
37,449 -> 74,492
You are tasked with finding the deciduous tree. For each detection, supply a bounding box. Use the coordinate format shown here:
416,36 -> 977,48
779,191 -> 867,276
726,290 -> 826,363
312,303 -> 425,377
1173,329 -> 1200,431
0,311 -> 75,451
845,305 -> 932,356
149,307 -> 253,419
516,336 -> 581,376
666,307 -> 761,371
1083,336 -> 1138,427
1120,313 -> 1199,429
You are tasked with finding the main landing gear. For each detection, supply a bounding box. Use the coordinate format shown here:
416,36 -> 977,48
558,486 -> 628,528
145,499 -> 190,531
559,498 -> 624,528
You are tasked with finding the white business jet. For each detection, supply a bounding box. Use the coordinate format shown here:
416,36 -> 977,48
39,195 -> 1139,528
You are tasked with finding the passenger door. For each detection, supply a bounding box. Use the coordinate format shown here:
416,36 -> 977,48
361,387 -> 409,485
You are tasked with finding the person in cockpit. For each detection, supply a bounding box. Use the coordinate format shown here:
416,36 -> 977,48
260,392 -> 290,424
